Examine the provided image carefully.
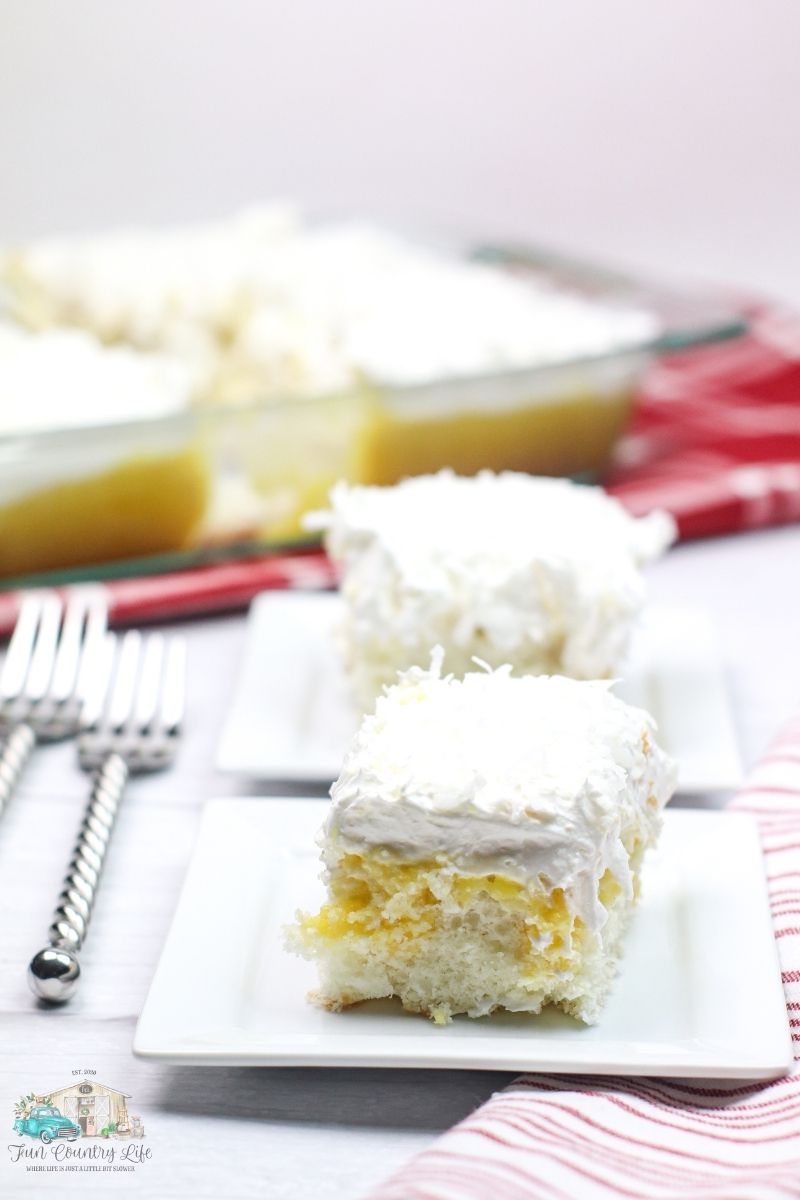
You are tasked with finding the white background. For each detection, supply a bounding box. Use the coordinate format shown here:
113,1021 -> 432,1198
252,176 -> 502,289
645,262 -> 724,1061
1,0 -> 799,300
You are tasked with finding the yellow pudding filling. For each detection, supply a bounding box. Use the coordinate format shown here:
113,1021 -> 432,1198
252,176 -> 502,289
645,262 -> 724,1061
291,849 -> 640,1025
0,445 -> 211,578
210,381 -> 636,544
356,387 -> 635,485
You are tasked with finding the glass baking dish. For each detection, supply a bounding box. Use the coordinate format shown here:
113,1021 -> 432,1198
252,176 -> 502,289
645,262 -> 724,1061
0,245 -> 746,588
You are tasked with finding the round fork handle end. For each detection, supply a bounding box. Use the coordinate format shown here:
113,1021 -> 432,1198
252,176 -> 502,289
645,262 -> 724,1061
0,722 -> 36,821
28,946 -> 81,1004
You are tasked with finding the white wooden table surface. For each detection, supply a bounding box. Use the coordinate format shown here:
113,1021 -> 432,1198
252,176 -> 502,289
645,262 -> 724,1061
1,526 -> 798,1199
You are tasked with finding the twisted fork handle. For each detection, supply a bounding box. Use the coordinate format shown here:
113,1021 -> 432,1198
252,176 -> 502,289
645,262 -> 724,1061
28,753 -> 129,1004
0,723 -> 36,822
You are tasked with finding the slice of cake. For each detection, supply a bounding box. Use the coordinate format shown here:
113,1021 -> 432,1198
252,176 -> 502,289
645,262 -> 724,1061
315,471 -> 675,708
288,655 -> 677,1024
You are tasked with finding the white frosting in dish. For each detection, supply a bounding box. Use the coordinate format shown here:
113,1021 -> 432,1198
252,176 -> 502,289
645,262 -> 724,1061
237,223 -> 658,388
317,471 -> 676,704
0,324 -> 191,436
324,656 -> 677,931
0,325 -> 195,506
3,206 -> 296,338
1,207 -> 298,397
3,209 -> 659,400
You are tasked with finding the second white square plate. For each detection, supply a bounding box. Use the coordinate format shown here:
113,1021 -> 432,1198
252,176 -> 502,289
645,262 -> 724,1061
216,593 -> 742,792
134,801 -> 790,1077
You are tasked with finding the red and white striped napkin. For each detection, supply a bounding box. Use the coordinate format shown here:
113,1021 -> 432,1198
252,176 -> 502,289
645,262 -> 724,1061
607,306 -> 800,540
369,717 -> 800,1200
0,549 -> 336,638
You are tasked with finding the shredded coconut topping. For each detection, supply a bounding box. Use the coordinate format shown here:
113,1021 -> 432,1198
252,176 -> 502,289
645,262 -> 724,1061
318,471 -> 676,704
325,658 -> 677,931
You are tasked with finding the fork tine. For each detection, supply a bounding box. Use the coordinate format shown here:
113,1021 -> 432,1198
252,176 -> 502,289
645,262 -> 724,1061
0,589 -> 111,825
80,633 -> 117,733
49,593 -> 90,704
22,592 -> 62,702
108,631 -> 142,732
49,590 -> 105,700
74,594 -> 109,707
133,635 -> 165,732
0,594 -> 46,704
159,637 -> 187,736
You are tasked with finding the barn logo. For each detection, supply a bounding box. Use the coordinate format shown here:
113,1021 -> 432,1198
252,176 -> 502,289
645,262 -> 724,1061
9,1077 -> 151,1173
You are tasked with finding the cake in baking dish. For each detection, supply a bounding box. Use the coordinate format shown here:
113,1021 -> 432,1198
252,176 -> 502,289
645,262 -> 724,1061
316,470 -> 675,708
0,325 -> 209,577
288,655 -> 677,1024
1,208 -> 658,489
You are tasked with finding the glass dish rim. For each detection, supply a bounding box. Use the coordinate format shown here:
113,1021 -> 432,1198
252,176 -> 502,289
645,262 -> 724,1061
0,318 -> 745,448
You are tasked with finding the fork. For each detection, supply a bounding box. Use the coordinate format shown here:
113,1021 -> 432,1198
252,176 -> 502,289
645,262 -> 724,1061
0,590 -> 108,822
27,629 -> 186,1004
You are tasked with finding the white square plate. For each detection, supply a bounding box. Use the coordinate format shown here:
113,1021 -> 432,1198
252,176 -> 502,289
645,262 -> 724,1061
216,593 -> 742,792
134,801 -> 791,1078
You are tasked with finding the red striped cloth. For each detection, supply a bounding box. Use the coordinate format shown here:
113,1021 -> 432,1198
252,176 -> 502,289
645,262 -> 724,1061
0,549 -> 336,637
607,307 -> 800,540
369,719 -> 800,1200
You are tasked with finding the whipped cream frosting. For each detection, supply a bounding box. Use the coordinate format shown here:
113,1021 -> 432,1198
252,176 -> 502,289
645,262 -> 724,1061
0,324 -> 191,436
0,325 -> 195,505
3,208 -> 659,400
317,471 -> 676,703
324,655 -> 677,932
236,223 -> 658,389
3,206 -> 296,337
